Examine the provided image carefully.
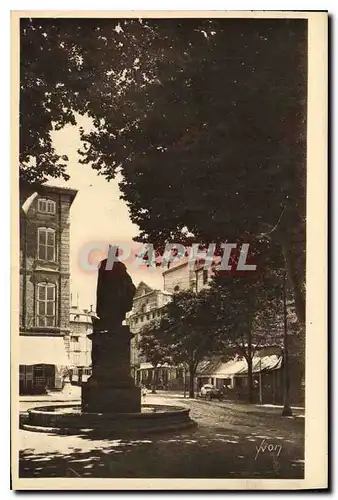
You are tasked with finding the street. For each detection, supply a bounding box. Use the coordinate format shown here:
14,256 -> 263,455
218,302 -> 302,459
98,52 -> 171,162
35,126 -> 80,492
19,391 -> 304,479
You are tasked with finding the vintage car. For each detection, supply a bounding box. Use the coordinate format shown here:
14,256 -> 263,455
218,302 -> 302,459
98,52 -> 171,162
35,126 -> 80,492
198,384 -> 221,400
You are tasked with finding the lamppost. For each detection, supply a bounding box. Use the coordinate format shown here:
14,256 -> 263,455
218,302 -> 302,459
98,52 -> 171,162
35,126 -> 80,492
282,267 -> 292,417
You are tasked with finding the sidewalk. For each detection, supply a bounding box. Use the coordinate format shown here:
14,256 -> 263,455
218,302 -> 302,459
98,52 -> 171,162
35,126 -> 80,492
20,383 -> 81,403
19,390 -> 304,479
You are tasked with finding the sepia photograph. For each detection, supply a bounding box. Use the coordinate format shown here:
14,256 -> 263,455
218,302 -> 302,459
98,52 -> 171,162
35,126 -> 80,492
11,10 -> 327,490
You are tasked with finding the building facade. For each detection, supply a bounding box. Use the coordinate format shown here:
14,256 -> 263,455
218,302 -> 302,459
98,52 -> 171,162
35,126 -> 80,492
196,346 -> 284,404
162,257 -> 215,294
19,182 -> 77,394
67,305 -> 93,382
126,281 -> 172,383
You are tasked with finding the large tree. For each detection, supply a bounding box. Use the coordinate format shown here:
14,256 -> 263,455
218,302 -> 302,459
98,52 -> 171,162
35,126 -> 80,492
207,275 -> 285,403
19,17 -> 210,183
204,240 -> 286,402
20,18 -> 307,323
137,319 -> 171,393
159,289 -> 226,398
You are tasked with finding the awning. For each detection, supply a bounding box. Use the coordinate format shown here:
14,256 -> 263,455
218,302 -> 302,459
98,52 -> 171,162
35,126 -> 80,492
139,362 -> 172,370
19,336 -> 70,367
197,355 -> 282,377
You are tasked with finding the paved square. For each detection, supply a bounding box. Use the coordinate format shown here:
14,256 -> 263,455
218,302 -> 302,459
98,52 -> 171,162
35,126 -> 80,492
19,392 -> 304,479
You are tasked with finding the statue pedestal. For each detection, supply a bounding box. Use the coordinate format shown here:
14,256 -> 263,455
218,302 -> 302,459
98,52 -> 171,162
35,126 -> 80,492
81,326 -> 141,413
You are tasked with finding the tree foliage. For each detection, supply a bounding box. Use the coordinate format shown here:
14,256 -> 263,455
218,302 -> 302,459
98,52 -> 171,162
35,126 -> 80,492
137,319 -> 171,392
138,319 -> 171,368
20,18 -> 307,322
159,289 -> 226,397
206,242 -> 287,402
20,17 -> 161,183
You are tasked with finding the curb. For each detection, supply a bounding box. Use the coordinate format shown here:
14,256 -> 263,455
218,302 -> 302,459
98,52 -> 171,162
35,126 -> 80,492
20,399 -> 81,403
21,420 -> 198,437
190,398 -> 305,418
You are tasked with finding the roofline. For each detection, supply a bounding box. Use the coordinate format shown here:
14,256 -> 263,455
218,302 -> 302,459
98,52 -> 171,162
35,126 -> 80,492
135,281 -> 154,291
20,180 -> 78,204
134,288 -> 173,300
162,255 -> 223,275
43,184 -> 78,202
162,260 -> 189,276
134,289 -> 166,300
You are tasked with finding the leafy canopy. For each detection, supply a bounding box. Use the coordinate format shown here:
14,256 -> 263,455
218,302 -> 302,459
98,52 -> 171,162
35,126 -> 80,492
137,319 -> 171,368
159,289 -> 227,367
20,18 -> 306,321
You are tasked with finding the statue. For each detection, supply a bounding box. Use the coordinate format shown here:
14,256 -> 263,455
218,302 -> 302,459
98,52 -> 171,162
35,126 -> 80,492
94,249 -> 136,332
82,248 -> 141,413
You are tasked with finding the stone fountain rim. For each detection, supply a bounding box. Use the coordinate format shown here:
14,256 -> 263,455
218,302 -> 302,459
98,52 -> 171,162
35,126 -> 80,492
27,403 -> 191,420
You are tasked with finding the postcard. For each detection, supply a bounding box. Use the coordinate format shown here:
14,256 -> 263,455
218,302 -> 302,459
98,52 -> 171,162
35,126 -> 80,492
11,10 -> 328,490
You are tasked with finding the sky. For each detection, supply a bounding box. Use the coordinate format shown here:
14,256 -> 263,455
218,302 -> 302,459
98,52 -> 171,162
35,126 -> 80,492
48,117 -> 163,310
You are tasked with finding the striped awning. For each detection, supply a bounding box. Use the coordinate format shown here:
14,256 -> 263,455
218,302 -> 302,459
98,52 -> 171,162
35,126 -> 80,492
197,355 -> 282,377
139,362 -> 172,370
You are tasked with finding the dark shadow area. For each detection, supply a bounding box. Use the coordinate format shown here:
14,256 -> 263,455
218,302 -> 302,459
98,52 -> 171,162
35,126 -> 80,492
20,407 -> 304,479
19,396 -> 304,479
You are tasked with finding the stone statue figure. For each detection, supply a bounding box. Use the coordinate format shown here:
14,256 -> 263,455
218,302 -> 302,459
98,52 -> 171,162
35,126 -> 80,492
94,255 -> 136,332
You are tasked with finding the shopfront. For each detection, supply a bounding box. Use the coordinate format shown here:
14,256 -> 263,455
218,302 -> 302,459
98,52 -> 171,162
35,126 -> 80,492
196,351 -> 283,404
19,335 -> 70,394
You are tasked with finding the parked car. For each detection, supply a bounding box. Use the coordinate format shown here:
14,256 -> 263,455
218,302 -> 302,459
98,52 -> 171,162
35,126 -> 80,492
199,384 -> 221,400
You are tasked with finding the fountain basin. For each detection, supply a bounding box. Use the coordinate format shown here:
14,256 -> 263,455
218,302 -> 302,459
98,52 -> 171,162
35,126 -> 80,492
21,404 -> 197,437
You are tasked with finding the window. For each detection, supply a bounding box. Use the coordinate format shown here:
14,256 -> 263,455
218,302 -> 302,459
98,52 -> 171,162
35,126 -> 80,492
36,283 -> 56,327
38,198 -> 56,214
73,342 -> 81,352
135,317 -> 139,324
38,228 -> 56,261
174,285 -> 180,292
146,313 -> 150,321
33,365 -> 45,386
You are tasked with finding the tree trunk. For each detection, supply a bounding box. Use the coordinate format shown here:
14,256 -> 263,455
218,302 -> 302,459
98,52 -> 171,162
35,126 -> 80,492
247,355 -> 253,403
284,254 -> 305,325
279,228 -> 305,325
247,328 -> 253,403
151,366 -> 157,393
282,270 -> 292,416
188,363 -> 195,398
